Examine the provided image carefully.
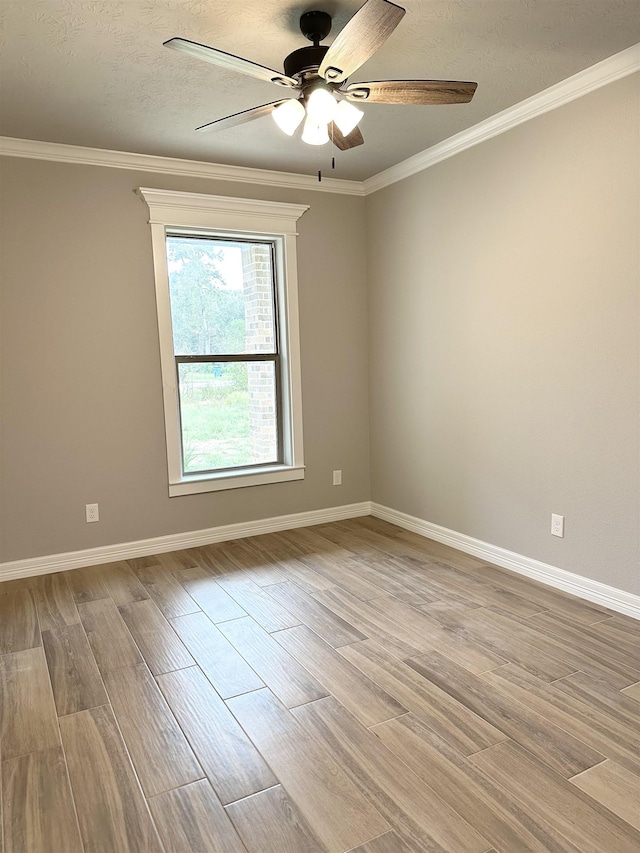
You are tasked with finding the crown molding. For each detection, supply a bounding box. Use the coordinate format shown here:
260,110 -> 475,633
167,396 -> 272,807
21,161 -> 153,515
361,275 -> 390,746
1,44 -> 637,197
0,136 -> 365,196
363,43 -> 640,195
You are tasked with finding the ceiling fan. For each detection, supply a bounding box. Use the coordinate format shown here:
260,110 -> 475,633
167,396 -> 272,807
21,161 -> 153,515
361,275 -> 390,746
164,0 -> 477,151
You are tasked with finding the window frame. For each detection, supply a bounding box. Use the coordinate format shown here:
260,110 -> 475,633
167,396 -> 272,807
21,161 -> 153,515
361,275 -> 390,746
139,188 -> 308,496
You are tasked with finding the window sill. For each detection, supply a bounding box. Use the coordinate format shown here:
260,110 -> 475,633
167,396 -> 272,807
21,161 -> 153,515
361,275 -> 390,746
169,465 -> 305,497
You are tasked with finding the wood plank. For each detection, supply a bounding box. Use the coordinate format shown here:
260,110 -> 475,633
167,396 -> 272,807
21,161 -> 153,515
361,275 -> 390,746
379,554 -> 501,610
571,760 -> 640,831
257,539 -> 336,594
99,561 -> 149,606
128,560 -> 200,618
156,549 -> 199,572
279,527 -> 382,584
313,587 -> 423,658
227,688 -> 390,852
148,779 -> 245,853
467,563 -> 614,625
219,616 -> 328,709
349,557 -> 440,606
470,740 -> 640,853
321,522 -> 544,617
366,594 -> 508,674
346,831 -> 412,852
255,531 -> 338,578
279,558 -> 337,594
528,611 -> 640,674
32,573 -> 79,632
292,695 -> 489,852
482,664 -> 640,776
340,639 -> 505,755
427,606 -> 576,682
407,650 -> 604,777
590,618 -> 640,660
266,580 -> 367,647
119,599 -> 194,675
126,555 -> 162,572
157,665 -> 276,805
372,712 -> 582,853
66,564 -> 111,604
595,614 -> 640,636
59,705 -> 162,852
0,589 -> 40,655
217,574 -> 301,632
78,597 -> 142,672
621,682 -> 640,702
408,558 -> 544,617
225,785 -> 324,852
298,522 -> 390,564
363,518 -> 617,623
273,624 -> 407,726
379,521 -> 486,569
338,523 -> 542,615
177,570 -> 247,623
553,669 -> 640,731
292,548 -> 388,601
171,611 -> 264,699
0,648 -> 60,761
170,563 -> 211,582
103,663 -> 203,797
208,539 -> 290,586
0,578 -> 35,594
418,598 -> 482,621
477,606 -> 640,689
2,747 -> 83,853
42,624 -> 108,716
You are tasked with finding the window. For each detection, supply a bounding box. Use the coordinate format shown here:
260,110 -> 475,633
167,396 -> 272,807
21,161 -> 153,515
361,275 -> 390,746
139,189 -> 308,496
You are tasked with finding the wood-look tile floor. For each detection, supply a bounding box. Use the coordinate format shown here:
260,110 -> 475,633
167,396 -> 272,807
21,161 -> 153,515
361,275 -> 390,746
1,517 -> 639,852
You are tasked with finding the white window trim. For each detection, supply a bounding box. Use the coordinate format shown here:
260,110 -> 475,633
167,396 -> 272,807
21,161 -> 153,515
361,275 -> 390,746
138,188 -> 308,496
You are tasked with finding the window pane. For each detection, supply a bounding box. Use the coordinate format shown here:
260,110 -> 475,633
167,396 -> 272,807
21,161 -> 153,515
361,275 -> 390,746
166,236 -> 276,355
178,361 -> 279,474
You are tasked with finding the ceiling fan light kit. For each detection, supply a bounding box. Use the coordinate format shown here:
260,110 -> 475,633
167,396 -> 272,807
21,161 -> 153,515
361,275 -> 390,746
272,99 -> 305,135
164,0 -> 477,156
334,100 -> 365,136
302,116 -> 330,146
306,87 -> 338,124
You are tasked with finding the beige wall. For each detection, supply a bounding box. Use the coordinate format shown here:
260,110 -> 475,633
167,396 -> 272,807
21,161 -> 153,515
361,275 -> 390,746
367,73 -> 639,595
0,161 -> 370,561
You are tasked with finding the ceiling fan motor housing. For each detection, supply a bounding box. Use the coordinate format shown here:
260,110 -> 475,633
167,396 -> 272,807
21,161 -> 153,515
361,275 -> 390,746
284,10 -> 333,82
284,45 -> 329,80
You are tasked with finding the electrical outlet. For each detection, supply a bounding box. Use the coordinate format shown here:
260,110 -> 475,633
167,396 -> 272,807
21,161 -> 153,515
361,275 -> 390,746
551,513 -> 564,537
86,503 -> 99,523
332,470 -> 342,486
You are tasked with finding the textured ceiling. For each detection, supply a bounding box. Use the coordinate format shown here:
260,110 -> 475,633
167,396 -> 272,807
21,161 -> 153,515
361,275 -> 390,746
0,1 -> 638,181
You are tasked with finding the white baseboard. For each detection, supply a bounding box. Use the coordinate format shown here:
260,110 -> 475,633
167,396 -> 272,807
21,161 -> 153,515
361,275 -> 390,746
3,499 -> 638,621
371,503 -> 640,620
0,502 -> 371,583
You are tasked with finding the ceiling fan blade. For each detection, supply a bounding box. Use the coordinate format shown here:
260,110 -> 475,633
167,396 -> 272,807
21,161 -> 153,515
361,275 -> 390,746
164,37 -> 298,88
345,79 -> 477,105
329,123 -> 365,150
196,101 -> 288,133
319,0 -> 406,85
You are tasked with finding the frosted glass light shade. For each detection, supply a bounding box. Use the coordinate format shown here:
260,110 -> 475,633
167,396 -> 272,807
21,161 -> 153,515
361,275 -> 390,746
334,100 -> 364,136
272,99 -> 305,135
306,88 -> 337,124
301,117 -> 330,145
